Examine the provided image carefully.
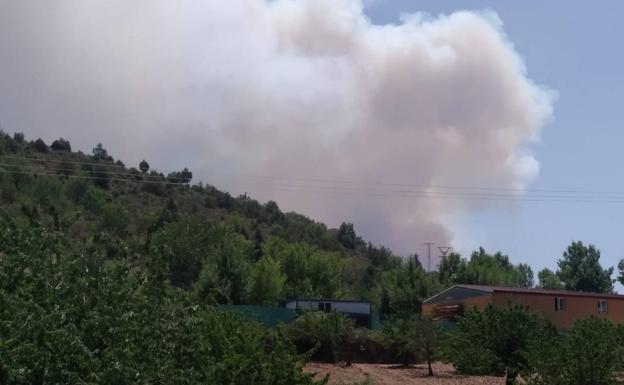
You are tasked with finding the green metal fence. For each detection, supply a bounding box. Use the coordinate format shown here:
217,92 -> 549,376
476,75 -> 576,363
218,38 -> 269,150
219,304 -> 385,330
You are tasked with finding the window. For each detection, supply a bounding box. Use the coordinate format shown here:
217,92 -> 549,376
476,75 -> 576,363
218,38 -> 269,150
317,302 -> 332,312
598,299 -> 608,313
555,297 -> 566,311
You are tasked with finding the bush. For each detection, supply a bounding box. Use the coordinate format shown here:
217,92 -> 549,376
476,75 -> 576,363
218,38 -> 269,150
0,176 -> 16,203
444,304 -> 555,385
65,178 -> 90,204
284,311 -> 355,364
81,187 -> 106,213
90,166 -> 111,189
100,203 -> 129,233
142,171 -> 166,195
380,315 -> 442,374
527,317 -> 624,385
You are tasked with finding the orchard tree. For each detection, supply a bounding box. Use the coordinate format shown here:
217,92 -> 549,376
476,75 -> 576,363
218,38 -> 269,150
528,318 -> 624,385
445,304 -> 555,385
381,315 -> 443,374
557,241 -> 613,293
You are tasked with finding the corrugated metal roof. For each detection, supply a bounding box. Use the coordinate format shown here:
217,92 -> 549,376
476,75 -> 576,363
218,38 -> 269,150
454,284 -> 624,299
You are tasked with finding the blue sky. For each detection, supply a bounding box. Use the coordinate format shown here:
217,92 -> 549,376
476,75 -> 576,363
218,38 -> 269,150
367,1 -> 624,281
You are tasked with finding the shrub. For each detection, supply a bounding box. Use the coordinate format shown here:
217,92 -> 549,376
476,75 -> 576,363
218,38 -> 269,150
65,178 -> 90,204
142,171 -> 166,195
284,311 -> 355,364
100,203 -> 129,233
81,187 -> 106,213
90,166 -> 111,189
380,314 -> 443,374
444,304 -> 555,385
527,317 -> 624,385
0,176 -> 16,203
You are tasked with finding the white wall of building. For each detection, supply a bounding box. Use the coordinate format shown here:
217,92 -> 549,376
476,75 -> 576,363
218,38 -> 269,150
285,300 -> 370,314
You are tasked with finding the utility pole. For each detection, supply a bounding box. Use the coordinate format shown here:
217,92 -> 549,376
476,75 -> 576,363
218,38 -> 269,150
423,242 -> 434,272
438,246 -> 453,257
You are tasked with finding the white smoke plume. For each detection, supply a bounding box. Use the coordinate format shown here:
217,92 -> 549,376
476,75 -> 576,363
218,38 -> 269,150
0,0 -> 555,255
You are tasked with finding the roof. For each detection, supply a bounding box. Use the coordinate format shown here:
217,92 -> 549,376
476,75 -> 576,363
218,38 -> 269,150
424,284 -> 624,304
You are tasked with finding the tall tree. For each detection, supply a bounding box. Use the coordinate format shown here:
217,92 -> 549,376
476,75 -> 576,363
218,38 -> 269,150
515,263 -> 534,288
438,252 -> 463,285
50,138 -> 71,151
336,222 -> 359,249
139,159 -> 150,173
537,268 -> 563,290
557,241 -> 613,293
92,143 -> 108,160
245,256 -> 286,305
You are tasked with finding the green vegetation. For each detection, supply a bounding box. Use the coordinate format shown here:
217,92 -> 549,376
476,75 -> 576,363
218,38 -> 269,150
0,219 -> 324,385
283,311 -> 355,364
444,304 -> 556,385
380,315 -> 442,374
3,132 -> 624,382
527,317 -> 624,385
557,241 -> 614,293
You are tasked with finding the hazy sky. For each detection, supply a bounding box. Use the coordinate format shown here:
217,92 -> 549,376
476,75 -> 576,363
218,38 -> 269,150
1,1 -> 623,281
365,1 -> 624,277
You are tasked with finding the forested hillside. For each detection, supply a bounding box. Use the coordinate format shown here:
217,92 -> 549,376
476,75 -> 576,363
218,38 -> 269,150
1,132 -> 621,384
0,131 -> 546,312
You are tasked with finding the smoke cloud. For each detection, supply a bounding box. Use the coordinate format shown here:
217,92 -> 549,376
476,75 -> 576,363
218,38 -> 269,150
0,0 -> 555,255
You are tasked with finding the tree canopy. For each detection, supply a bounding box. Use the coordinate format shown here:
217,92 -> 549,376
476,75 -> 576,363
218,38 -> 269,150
556,241 -> 614,293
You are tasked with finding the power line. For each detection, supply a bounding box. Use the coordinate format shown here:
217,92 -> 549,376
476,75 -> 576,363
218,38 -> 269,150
0,169 -> 187,186
4,167 -> 624,203
224,179 -> 624,201
0,160 -> 189,181
4,154 -> 624,196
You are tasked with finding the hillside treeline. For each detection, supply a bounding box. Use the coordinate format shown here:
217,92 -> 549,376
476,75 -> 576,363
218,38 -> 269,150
0,132 -> 559,311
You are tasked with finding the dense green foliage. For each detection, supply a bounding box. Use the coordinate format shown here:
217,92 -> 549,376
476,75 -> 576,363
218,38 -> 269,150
0,132 -> 618,312
0,131 -> 522,316
537,268 -> 563,289
437,248 -> 535,288
3,132 -> 624,383
0,219 -> 324,385
380,315 -> 442,374
282,311 -> 355,364
444,304 -> 556,385
527,318 -> 624,385
557,241 -> 614,293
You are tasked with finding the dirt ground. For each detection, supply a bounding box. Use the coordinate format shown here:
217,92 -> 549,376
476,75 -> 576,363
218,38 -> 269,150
304,362 -> 505,385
